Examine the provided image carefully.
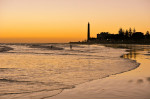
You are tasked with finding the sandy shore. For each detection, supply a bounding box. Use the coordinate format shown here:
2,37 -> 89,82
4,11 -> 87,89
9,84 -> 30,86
50,44 -> 150,99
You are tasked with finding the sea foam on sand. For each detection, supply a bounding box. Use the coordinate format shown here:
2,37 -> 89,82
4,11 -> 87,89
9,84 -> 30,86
50,44 -> 150,99
0,44 -> 140,99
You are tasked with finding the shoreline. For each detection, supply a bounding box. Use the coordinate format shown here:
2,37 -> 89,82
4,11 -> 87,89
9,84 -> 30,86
70,41 -> 150,45
0,44 -> 149,99
49,44 -> 144,99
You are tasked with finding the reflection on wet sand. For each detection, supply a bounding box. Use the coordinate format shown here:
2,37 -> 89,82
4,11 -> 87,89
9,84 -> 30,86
147,77 -> 150,82
109,44 -> 150,82
51,44 -> 150,99
123,49 -> 138,59
101,44 -> 150,98
123,46 -> 150,60
0,44 -> 139,99
105,44 -> 150,59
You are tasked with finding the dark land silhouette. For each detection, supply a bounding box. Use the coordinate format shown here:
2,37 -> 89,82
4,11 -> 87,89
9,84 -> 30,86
71,23 -> 150,44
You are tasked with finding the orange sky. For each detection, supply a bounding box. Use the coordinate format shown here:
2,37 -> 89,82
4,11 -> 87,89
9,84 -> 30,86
0,0 -> 150,43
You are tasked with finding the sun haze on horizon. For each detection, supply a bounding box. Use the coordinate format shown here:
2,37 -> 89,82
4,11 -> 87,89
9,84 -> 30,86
0,0 -> 150,43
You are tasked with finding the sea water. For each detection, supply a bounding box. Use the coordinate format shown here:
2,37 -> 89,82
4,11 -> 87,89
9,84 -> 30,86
49,44 -> 150,99
0,44 -> 139,99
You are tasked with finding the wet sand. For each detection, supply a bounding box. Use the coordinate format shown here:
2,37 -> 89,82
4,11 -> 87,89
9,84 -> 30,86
0,44 -> 139,99
50,44 -> 150,99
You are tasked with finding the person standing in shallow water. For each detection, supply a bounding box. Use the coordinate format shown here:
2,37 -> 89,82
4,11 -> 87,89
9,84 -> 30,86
70,44 -> 72,50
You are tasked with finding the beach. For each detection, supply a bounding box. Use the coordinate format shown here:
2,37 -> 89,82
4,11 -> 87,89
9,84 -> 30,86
50,44 -> 150,99
1,0 -> 150,99
0,44 -> 148,99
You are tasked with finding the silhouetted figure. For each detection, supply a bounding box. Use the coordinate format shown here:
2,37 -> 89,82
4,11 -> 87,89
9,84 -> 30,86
70,44 -> 72,50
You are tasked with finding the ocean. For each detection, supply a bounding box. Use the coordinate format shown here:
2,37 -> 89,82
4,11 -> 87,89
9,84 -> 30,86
0,44 -> 139,99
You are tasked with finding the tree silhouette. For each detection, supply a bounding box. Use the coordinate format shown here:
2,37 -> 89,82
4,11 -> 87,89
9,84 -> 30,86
129,28 -> 132,37
145,31 -> 150,39
118,28 -> 125,39
125,30 -> 129,38
146,31 -> 149,35
133,28 -> 136,34
94,27 -> 150,44
119,28 -> 123,34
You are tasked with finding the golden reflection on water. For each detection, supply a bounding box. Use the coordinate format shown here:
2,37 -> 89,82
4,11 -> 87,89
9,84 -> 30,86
105,44 -> 150,77
51,45 -> 150,99
93,44 -> 150,99
123,47 -> 150,60
123,49 -> 138,60
114,44 -> 150,78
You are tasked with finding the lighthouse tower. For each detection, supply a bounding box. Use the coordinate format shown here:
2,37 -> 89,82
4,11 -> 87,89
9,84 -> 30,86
87,22 -> 90,41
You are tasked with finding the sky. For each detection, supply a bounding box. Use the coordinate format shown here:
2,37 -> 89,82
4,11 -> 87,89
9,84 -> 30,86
0,0 -> 150,43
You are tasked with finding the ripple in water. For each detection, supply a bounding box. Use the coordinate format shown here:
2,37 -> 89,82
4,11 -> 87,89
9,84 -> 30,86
0,44 -> 139,99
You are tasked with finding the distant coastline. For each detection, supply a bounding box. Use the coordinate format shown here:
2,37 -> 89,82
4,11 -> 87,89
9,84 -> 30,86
70,23 -> 150,45
70,41 -> 150,45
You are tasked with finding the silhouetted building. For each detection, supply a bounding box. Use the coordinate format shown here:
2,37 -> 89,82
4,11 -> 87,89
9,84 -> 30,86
84,24 -> 150,44
87,22 -> 90,41
132,32 -> 144,40
97,32 -> 110,40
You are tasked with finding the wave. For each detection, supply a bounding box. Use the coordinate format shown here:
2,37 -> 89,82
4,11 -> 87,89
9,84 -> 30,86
0,46 -> 13,52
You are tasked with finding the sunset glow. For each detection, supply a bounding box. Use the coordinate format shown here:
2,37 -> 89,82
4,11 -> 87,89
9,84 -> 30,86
0,0 -> 150,43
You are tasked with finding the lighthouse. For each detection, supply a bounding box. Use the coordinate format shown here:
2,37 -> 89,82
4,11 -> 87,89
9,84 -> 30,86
87,22 -> 90,41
